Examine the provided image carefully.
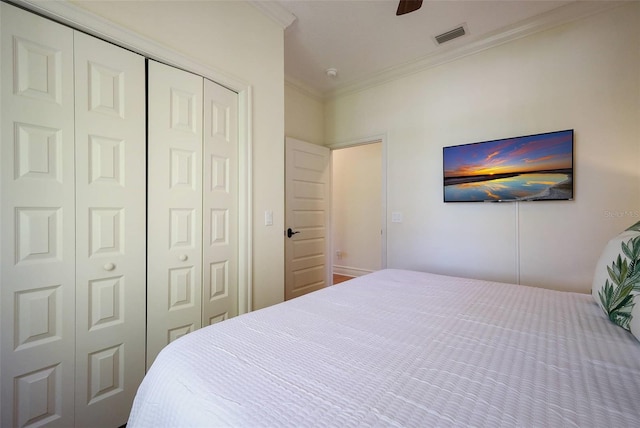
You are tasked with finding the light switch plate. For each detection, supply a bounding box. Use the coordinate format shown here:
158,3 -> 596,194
264,210 -> 273,226
391,211 -> 403,223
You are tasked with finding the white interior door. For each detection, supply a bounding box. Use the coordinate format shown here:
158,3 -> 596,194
1,4 -> 76,426
202,78 -> 239,325
285,138 -> 331,300
147,60 -> 203,368
73,31 -> 146,427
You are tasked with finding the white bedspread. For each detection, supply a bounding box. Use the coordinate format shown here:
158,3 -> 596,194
128,269 -> 640,427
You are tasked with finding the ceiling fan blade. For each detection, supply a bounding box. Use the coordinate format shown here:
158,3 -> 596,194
396,0 -> 423,16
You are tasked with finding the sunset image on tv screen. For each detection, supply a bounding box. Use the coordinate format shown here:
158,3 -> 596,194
443,130 -> 573,202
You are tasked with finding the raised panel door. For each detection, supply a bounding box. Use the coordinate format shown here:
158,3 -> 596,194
0,4 -> 76,426
73,31 -> 146,427
202,79 -> 239,326
285,138 -> 331,300
147,60 -> 203,368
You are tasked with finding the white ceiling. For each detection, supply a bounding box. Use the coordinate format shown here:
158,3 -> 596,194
255,0 -> 619,98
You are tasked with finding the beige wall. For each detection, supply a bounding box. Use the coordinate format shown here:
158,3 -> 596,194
285,82 -> 324,145
71,0 -> 286,309
325,3 -> 640,293
332,143 -> 383,276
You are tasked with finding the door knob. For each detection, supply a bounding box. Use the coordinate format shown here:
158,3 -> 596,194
287,228 -> 300,238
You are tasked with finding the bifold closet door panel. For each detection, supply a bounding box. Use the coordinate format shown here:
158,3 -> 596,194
0,4 -> 76,427
147,60 -> 204,368
73,31 -> 146,427
202,79 -> 239,326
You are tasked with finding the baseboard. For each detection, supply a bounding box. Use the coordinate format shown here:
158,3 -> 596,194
333,265 -> 374,278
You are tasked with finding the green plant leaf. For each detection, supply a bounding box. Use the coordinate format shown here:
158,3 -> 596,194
599,279 -> 635,330
626,221 -> 640,233
599,234 -> 640,330
621,236 -> 640,263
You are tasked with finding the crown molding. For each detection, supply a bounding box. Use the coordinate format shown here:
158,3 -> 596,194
324,0 -> 625,100
13,0 -> 250,92
285,76 -> 324,102
248,0 -> 296,29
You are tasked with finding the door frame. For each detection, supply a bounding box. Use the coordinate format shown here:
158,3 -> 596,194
328,134 -> 388,271
19,0 -> 254,314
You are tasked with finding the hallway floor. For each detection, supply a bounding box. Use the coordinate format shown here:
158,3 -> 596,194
333,274 -> 353,285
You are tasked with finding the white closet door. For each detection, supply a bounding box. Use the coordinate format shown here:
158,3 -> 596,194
147,60 -> 203,368
73,32 -> 146,427
0,4 -> 76,427
202,79 -> 239,325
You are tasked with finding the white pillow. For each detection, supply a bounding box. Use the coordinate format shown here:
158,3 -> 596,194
592,221 -> 640,336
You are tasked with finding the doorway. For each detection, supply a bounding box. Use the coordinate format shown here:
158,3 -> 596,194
331,138 -> 386,282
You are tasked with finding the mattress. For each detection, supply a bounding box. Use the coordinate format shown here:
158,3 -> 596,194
128,269 -> 640,427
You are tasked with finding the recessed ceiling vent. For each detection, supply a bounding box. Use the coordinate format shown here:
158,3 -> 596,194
434,24 -> 467,45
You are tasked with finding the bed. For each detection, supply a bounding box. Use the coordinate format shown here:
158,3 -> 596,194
128,268 -> 640,427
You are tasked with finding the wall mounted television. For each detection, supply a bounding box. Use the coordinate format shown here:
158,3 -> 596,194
443,129 -> 574,202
